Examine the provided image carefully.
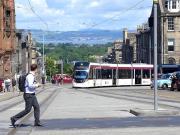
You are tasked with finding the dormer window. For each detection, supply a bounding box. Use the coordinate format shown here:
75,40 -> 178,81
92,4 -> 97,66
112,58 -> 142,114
172,1 -> 176,9
165,0 -> 180,12
165,0 -> 169,8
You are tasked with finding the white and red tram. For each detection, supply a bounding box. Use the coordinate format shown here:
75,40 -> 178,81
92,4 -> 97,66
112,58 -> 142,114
72,62 -> 153,88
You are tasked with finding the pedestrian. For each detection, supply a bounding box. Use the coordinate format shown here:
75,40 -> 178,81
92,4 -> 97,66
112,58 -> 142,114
12,76 -> 16,92
4,77 -> 11,92
10,64 -> 42,127
170,74 -> 177,91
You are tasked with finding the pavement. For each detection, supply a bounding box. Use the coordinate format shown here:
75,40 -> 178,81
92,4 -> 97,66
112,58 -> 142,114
29,85 -> 180,135
1,85 -> 180,135
0,91 -> 22,102
0,84 -> 59,135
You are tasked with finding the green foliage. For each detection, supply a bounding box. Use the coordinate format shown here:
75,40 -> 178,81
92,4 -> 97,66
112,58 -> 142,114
39,42 -> 112,74
45,57 -> 58,77
63,63 -> 73,75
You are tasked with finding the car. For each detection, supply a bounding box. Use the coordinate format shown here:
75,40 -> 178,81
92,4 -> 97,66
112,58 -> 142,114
151,73 -> 173,89
63,75 -> 72,83
52,74 -> 73,84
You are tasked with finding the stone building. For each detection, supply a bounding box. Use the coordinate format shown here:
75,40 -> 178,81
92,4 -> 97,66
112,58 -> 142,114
103,29 -> 136,64
113,40 -> 123,63
137,0 -> 180,65
122,28 -> 136,63
15,30 -> 42,81
159,0 -> 180,64
103,40 -> 123,63
0,0 -> 16,78
136,24 -> 153,64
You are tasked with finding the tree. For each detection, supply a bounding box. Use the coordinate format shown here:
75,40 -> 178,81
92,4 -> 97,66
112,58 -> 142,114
63,63 -> 73,75
45,57 -> 58,80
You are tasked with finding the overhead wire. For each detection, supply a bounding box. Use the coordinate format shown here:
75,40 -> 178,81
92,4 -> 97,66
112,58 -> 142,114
24,0 -> 151,33
88,0 -> 147,28
27,0 -> 49,31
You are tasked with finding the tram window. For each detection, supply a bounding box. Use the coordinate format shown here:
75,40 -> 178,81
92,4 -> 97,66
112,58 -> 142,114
102,69 -> 112,79
89,68 -> 93,79
143,70 -> 150,78
118,69 -> 131,79
96,69 -> 101,79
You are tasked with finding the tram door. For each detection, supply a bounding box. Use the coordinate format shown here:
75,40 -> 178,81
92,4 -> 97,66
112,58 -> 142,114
93,68 -> 96,86
112,69 -> 116,86
135,69 -> 142,85
93,68 -> 102,87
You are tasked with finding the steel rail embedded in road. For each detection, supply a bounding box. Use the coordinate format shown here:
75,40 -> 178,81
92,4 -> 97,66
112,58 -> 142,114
76,88 -> 180,111
7,87 -> 59,135
0,86 -> 52,113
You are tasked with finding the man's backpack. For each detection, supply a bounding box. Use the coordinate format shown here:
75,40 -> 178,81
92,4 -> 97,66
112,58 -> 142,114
18,74 -> 28,92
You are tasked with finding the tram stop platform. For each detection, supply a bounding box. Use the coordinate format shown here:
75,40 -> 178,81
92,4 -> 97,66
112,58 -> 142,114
130,108 -> 180,116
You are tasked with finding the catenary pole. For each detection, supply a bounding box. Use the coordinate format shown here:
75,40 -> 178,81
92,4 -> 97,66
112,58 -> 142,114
153,0 -> 158,110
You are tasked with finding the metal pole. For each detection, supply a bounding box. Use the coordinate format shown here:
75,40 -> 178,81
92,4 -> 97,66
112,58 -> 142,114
42,32 -> 45,75
153,0 -> 158,110
61,59 -> 63,85
42,31 -> 46,86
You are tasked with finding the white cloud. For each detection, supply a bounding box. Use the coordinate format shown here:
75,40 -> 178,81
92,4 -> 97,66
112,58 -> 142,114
29,0 -> 65,17
15,0 -> 153,31
89,1 -> 100,8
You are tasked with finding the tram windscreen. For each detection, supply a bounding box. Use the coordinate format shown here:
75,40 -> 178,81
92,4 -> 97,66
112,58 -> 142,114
74,71 -> 88,79
74,62 -> 90,70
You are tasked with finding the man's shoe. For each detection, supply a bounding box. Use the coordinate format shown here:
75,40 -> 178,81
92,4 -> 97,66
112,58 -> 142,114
34,122 -> 43,127
10,117 -> 16,128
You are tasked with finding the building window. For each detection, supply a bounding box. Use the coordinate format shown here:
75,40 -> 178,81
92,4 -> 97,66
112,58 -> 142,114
6,10 -> 10,17
168,38 -> 175,51
168,57 -> 176,64
172,1 -> 177,9
167,17 -> 174,31
165,0 -> 169,8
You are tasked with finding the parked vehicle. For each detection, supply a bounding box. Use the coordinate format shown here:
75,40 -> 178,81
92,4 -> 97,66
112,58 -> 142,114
151,73 -> 172,89
52,74 -> 72,84
63,75 -> 73,83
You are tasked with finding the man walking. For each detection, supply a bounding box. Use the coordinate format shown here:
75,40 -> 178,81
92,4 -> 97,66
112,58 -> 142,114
10,64 -> 42,127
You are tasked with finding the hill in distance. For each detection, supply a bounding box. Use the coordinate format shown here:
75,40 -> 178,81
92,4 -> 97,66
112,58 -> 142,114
24,29 -> 135,45
21,29 -> 134,44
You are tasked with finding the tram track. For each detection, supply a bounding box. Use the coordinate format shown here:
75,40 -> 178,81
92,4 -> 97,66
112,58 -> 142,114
91,87 -> 180,102
0,85 -> 52,113
97,88 -> 180,103
7,86 -> 60,135
77,88 -> 180,111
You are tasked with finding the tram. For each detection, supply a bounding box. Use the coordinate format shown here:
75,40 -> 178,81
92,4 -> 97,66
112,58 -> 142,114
72,61 -> 153,88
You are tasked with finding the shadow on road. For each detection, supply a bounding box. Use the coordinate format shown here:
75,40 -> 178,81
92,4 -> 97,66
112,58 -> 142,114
34,116 -> 180,130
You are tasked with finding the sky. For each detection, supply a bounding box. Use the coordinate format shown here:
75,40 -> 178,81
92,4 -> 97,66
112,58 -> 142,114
15,0 -> 153,31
